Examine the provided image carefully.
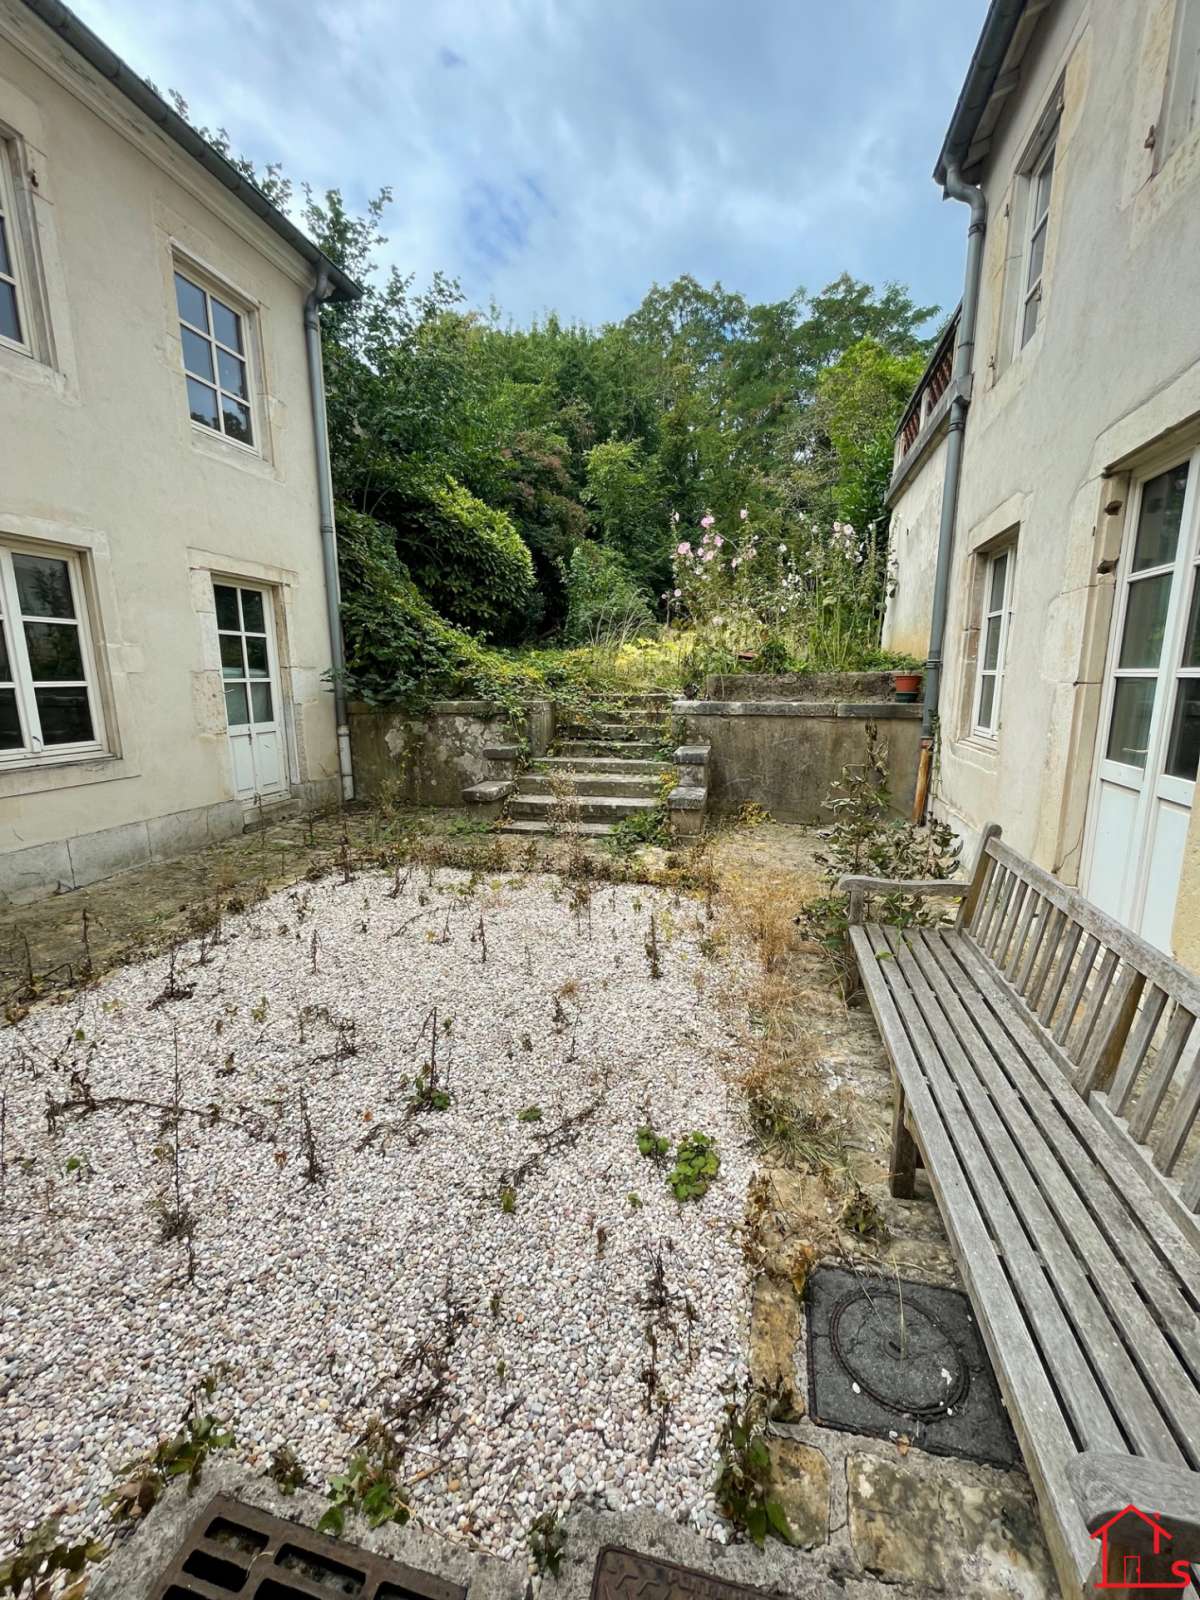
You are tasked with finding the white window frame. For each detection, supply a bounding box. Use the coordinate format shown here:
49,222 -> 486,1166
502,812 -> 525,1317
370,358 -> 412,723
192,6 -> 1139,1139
173,261 -> 259,452
0,134 -> 35,359
1159,0 -> 1200,168
972,547 -> 1016,739
1017,129 -> 1057,353
0,540 -> 107,767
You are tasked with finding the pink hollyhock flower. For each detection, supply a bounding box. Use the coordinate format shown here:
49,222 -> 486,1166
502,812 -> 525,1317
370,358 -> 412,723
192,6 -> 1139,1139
702,549 -> 715,561
700,514 -> 715,528
673,588 -> 681,597
677,541 -> 691,556
714,535 -> 724,547
739,508 -> 748,521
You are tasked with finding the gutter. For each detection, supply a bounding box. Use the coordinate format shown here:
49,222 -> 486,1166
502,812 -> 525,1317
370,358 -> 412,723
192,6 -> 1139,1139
21,0 -> 360,303
934,0 -> 1035,185
305,272 -> 355,803
915,163 -> 987,817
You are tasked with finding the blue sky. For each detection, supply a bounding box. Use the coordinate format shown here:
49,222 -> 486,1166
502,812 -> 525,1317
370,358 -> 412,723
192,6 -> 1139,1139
74,0 -> 989,330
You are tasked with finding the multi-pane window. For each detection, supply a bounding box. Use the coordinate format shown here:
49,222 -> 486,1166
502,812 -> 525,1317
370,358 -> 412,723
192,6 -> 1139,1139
1019,136 -> 1055,349
1160,0 -> 1200,166
215,583 -> 274,730
0,544 -> 103,761
972,548 -> 1015,738
174,270 -> 254,445
1106,464 -> 1189,767
0,141 -> 29,351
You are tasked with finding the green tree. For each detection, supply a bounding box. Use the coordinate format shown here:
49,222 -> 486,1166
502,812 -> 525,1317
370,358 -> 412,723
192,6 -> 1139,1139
583,439 -> 667,594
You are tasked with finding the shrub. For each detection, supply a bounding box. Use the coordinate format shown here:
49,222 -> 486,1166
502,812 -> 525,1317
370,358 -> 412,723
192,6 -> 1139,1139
400,476 -> 537,640
563,541 -> 653,643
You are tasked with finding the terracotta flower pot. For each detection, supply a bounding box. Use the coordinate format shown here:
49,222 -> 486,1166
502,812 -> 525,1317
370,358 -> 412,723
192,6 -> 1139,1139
893,671 -> 923,703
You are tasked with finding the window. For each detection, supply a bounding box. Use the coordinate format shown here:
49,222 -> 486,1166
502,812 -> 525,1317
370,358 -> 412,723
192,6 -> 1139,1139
0,543 -> 104,762
174,269 -> 254,446
0,138 -> 31,354
215,582 -> 274,730
1019,134 -> 1056,349
972,548 -> 1016,737
1160,0 -> 1200,167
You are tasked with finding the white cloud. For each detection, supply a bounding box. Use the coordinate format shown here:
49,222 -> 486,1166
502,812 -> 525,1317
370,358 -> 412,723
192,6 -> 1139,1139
71,0 -> 988,325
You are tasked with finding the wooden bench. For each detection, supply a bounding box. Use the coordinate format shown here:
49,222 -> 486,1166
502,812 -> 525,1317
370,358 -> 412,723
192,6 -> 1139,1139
842,826 -> 1200,1600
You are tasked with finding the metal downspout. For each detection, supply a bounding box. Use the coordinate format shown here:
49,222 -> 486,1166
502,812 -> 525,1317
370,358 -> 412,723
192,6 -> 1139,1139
922,162 -> 987,745
305,271 -> 355,802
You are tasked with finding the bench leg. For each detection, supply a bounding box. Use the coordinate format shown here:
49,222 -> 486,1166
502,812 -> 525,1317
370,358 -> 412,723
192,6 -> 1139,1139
890,1086 -> 918,1200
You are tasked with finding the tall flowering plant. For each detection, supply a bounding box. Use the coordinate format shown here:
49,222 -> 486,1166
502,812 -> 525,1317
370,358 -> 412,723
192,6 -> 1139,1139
662,509 -> 889,671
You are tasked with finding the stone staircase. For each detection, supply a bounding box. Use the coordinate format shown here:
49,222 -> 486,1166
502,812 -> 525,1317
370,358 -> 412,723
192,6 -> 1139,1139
502,695 -> 673,838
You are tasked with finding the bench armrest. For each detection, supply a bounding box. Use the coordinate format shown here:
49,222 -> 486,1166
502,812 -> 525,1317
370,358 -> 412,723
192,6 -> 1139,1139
836,875 -> 968,896
1068,1452 -> 1200,1559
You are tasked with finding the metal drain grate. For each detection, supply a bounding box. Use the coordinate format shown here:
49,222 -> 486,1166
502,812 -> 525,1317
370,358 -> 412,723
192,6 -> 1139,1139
590,1544 -> 772,1600
150,1493 -> 467,1600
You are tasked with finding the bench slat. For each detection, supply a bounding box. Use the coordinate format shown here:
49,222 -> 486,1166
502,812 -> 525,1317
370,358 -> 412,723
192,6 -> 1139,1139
986,837 -> 1200,1018
905,930 -> 1200,1458
1038,917 -> 1082,1028
1131,1007 -> 1198,1143
1004,887 -> 1041,984
1109,986 -> 1172,1116
1076,961 -> 1146,1096
1157,1047 -> 1200,1175
996,878 -> 1031,970
979,865 -> 1015,954
873,926 -> 1142,1457
1028,906 -> 1067,1012
1054,933 -> 1100,1047
951,931 -> 1200,1313
1071,947 -> 1121,1074
848,925 -> 1094,1594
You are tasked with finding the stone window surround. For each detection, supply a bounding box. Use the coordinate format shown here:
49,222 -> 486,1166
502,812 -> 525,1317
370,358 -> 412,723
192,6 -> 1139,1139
170,244 -> 270,468
0,517 -> 137,803
955,525 -> 1020,760
187,545 -> 305,798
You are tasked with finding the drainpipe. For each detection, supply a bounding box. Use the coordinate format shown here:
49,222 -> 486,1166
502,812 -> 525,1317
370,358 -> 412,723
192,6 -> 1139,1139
915,161 -> 987,820
304,269 -> 355,803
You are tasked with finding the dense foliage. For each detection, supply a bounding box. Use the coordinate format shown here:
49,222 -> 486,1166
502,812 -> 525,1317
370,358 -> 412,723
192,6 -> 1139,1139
291,183 -> 941,699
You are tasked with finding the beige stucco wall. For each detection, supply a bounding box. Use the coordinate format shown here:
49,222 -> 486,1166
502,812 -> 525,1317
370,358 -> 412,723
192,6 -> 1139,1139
884,0 -> 1200,958
0,3 -> 339,898
882,429 -> 948,660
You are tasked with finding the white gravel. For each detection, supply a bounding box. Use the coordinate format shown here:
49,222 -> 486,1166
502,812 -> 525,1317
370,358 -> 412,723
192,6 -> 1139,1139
0,865 -> 755,1562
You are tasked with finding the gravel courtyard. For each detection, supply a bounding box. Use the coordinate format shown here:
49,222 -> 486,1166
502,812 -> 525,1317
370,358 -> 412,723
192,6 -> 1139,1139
0,860 -> 755,1563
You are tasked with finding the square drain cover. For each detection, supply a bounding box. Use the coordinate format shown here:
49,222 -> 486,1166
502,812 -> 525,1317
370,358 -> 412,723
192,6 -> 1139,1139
151,1492 -> 466,1599
591,1545 -> 772,1600
805,1266 -> 1019,1469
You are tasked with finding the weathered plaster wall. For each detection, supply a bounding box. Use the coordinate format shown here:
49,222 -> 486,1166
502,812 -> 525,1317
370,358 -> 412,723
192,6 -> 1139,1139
349,702 -> 519,806
879,0 -> 1200,957
883,432 -> 948,661
675,701 -> 922,823
0,3 -> 339,899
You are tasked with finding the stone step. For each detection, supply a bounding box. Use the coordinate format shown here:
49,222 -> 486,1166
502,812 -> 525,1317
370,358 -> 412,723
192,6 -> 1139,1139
508,792 -> 659,822
517,773 -> 661,798
499,818 -> 616,838
242,796 -> 301,831
535,756 -> 665,776
559,725 -> 667,743
555,740 -> 663,760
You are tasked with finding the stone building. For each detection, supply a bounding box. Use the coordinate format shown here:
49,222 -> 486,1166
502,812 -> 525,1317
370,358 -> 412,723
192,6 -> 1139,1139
0,0 -> 358,902
884,0 -> 1200,959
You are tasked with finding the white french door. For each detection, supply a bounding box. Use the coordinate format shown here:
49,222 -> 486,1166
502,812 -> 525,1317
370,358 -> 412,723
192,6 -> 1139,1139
214,580 -> 286,801
1086,454 -> 1200,951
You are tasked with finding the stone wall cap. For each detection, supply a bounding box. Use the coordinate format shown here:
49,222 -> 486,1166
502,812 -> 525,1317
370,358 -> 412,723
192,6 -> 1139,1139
668,785 -> 707,809
463,780 -> 513,803
674,744 -> 711,763
428,699 -> 504,716
835,702 -> 923,719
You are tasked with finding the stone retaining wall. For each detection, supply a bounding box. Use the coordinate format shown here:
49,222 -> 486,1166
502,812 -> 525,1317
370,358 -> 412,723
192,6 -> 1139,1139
704,671 -> 898,703
348,700 -> 554,806
674,699 -> 923,822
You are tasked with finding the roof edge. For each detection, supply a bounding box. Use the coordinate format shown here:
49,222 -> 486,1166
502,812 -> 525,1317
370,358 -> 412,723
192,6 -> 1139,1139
934,0 -> 1033,186
21,0 -> 362,302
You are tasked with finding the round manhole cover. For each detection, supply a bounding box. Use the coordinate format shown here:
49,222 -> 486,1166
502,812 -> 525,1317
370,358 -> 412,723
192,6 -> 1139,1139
829,1287 -> 970,1420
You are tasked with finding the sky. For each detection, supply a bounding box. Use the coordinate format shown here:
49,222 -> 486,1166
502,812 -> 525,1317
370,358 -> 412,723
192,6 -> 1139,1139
73,0 -> 989,332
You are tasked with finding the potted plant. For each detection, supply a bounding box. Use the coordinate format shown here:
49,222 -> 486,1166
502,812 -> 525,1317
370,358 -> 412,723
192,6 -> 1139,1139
892,669 -> 923,703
